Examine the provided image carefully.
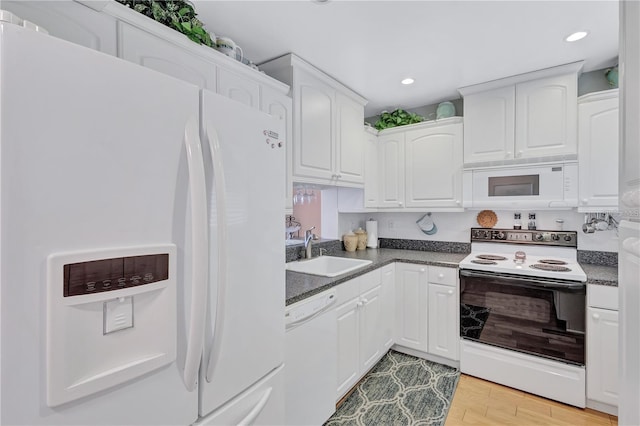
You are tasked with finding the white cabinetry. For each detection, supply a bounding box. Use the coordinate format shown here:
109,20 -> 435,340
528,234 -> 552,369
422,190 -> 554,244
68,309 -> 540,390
335,269 -> 386,401
460,62 -> 582,165
578,90 -> 619,212
427,267 -> 459,361
404,121 -> 463,208
118,22 -> 217,90
377,118 -> 464,210
587,285 -> 619,415
260,54 -> 367,187
378,132 -> 405,208
394,263 -> 428,352
2,0 -> 117,55
380,264 -> 395,350
364,127 -> 380,208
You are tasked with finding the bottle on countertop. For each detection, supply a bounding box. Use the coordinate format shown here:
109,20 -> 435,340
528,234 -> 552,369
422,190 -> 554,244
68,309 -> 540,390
513,213 -> 522,230
528,213 -> 537,230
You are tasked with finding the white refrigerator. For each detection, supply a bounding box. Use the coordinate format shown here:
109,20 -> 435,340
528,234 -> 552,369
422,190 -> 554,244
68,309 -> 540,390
0,13 -> 284,425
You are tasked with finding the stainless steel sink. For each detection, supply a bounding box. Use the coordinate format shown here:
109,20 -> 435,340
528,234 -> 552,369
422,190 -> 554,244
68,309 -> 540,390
285,256 -> 372,277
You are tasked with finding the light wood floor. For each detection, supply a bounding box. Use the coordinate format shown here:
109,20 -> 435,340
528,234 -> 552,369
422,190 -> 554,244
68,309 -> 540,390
445,374 -> 618,426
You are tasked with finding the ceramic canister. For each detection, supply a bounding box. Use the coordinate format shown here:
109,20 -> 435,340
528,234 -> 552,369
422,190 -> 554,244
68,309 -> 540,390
343,233 -> 358,252
354,228 -> 367,250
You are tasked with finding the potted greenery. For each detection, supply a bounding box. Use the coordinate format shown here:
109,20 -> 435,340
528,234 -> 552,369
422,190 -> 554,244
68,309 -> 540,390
117,0 -> 213,47
374,109 -> 425,130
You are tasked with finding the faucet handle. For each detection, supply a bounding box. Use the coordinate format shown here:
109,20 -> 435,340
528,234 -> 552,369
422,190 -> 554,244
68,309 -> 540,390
318,248 -> 326,256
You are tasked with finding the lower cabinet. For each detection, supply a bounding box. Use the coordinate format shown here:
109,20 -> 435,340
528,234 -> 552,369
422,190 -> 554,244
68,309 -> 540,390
335,268 -> 392,401
394,263 -> 460,361
587,308 -> 619,410
586,285 -> 619,415
427,267 -> 459,361
394,263 -> 429,352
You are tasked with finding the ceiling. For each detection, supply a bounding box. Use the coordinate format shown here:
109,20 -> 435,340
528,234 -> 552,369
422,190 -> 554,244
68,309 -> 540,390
193,1 -> 619,117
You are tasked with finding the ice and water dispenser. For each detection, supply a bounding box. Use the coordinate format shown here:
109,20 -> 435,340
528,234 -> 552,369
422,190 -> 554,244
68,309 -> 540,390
46,245 -> 177,406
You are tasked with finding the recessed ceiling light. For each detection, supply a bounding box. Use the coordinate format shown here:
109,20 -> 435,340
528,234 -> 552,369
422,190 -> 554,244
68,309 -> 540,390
565,31 -> 589,42
401,78 -> 415,85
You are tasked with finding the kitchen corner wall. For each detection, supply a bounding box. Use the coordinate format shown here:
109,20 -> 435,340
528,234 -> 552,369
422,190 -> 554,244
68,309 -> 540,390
338,210 -> 619,252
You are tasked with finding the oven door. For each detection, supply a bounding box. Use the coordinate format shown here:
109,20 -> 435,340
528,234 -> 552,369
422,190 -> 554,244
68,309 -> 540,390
459,269 -> 586,365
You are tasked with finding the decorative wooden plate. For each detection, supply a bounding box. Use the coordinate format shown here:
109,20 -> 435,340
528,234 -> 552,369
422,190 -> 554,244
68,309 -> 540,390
477,210 -> 498,228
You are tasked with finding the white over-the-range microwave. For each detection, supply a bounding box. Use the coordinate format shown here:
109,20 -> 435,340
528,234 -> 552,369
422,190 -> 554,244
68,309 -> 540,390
462,162 -> 578,209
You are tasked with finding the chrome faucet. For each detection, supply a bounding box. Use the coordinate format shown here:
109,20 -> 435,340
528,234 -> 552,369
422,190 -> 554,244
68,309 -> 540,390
304,226 -> 316,259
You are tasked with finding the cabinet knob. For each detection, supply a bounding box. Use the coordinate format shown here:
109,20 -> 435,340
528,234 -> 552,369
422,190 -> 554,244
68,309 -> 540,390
582,199 -> 589,204
447,290 -> 454,295
361,298 -> 368,304
592,313 -> 600,320
420,268 -> 426,273
438,273 -> 444,279
506,151 -> 512,158
357,301 -> 363,308
337,174 -> 342,179
516,150 -> 523,157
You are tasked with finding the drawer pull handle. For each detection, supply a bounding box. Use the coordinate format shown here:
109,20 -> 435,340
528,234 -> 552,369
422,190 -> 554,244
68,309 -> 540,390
592,313 -> 600,320
448,290 -> 454,295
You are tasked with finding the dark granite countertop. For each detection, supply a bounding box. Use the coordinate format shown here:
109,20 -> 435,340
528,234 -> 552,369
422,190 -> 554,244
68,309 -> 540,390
285,248 -> 467,305
581,263 -> 618,287
285,248 -> 620,305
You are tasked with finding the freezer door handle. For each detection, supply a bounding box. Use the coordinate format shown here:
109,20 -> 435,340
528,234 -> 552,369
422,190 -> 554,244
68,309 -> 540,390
182,116 -> 209,391
204,123 -> 229,383
237,387 -> 273,426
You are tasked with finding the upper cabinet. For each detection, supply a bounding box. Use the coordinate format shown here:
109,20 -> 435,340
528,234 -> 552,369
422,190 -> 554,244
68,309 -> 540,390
260,54 -> 368,187
459,62 -> 582,166
376,118 -> 464,211
2,0 -> 117,55
578,89 -> 619,212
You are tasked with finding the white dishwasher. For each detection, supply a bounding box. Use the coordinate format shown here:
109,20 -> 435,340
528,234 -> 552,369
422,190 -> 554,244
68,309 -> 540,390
285,289 -> 337,426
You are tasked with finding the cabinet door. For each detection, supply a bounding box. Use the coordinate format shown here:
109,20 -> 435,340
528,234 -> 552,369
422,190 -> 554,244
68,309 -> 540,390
2,0 -> 117,55
364,129 -> 379,208
261,87 -> 293,212
378,133 -> 405,208
515,73 -> 578,159
293,69 -> 334,180
359,285 -> 383,372
463,86 -> 515,163
217,68 -> 260,109
428,283 -> 459,360
380,264 -> 395,350
394,264 -> 428,352
335,93 -> 365,185
118,23 -> 216,90
336,298 -> 360,400
587,307 -> 619,406
405,122 -> 463,208
578,92 -> 619,211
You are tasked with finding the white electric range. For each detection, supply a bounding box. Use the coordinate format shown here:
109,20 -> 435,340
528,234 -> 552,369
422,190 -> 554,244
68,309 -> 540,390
458,228 -> 587,408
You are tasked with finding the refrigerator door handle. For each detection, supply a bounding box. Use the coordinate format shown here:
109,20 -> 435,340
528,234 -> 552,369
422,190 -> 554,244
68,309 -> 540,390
204,125 -> 229,383
237,387 -> 273,426
183,116 -> 209,392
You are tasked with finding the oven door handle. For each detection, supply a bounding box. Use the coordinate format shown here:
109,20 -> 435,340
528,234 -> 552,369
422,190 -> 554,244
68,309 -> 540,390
459,269 -> 586,291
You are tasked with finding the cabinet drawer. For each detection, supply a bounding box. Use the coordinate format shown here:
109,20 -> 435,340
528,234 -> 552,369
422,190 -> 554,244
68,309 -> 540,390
428,266 -> 457,286
588,285 -> 619,311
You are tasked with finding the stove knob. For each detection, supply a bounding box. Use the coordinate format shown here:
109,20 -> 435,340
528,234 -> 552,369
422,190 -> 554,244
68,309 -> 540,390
534,233 -> 544,241
495,232 -> 506,240
551,234 -> 560,241
564,235 -> 572,242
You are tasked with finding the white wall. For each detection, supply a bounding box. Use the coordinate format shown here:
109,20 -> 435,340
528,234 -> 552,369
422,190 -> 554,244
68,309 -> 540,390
338,210 -> 619,252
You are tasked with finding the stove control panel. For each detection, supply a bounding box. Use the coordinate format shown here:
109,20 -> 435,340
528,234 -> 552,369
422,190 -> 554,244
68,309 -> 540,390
470,228 -> 577,247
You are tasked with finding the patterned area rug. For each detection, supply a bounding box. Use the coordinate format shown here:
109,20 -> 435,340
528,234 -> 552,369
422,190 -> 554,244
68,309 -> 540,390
325,350 -> 460,426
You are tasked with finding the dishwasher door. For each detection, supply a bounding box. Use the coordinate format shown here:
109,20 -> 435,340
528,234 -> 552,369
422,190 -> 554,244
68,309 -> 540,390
285,289 -> 337,425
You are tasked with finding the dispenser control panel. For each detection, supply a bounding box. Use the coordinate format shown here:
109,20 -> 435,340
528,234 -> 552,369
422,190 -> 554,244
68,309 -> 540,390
63,254 -> 169,297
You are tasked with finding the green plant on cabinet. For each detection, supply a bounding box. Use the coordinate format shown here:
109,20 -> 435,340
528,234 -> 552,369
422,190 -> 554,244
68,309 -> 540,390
117,0 -> 213,47
374,109 -> 425,130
